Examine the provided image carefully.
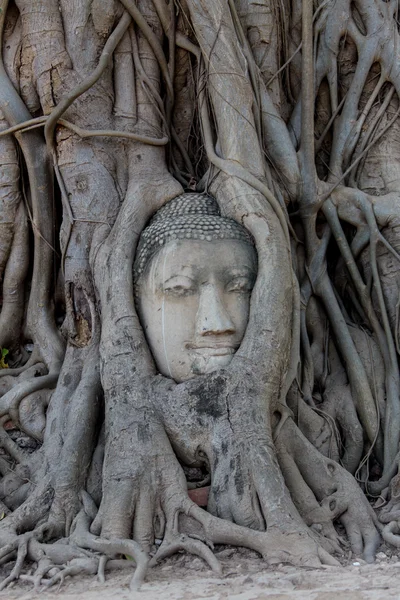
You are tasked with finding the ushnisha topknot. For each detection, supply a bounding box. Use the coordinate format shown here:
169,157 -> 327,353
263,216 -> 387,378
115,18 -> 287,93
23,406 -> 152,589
133,192 -> 255,280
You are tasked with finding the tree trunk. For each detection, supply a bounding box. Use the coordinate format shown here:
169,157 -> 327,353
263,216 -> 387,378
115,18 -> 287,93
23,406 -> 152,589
0,0 -> 400,590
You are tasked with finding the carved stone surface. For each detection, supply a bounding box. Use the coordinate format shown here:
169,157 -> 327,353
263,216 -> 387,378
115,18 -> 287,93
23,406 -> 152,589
135,193 -> 257,382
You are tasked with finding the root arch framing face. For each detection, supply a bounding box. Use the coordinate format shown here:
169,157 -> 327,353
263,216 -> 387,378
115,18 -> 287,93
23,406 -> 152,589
0,0 -> 400,590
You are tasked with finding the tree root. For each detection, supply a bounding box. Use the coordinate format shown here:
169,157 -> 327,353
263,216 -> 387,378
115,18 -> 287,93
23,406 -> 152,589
0,532 -> 102,591
0,533 -> 29,591
70,503 -> 148,591
381,521 -> 400,548
0,348 -> 44,379
149,533 -> 222,575
40,558 -> 98,589
28,558 -> 55,591
0,373 -> 58,421
0,504 -> 135,591
19,558 -> 133,589
148,494 -> 220,574
184,504 -> 340,568
276,418 -> 380,563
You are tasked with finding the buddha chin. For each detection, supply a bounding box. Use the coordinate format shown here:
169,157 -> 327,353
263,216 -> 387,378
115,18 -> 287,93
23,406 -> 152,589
190,348 -> 236,376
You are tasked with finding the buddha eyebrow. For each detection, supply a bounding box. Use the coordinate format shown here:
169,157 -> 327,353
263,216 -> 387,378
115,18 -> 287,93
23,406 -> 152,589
162,265 -> 201,279
162,273 -> 197,285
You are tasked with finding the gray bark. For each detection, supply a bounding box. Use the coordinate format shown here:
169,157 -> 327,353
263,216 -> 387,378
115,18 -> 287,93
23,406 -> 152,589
0,0 -> 399,590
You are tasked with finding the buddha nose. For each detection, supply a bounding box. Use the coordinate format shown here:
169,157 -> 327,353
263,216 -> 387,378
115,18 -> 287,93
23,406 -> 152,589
195,284 -> 235,336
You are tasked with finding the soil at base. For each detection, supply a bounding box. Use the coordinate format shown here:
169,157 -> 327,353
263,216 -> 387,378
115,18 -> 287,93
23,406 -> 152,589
0,546 -> 399,599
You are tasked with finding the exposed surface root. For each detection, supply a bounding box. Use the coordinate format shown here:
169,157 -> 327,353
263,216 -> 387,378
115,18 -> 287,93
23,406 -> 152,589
381,521 -> 400,548
40,558 -> 98,589
71,506 -> 148,591
0,373 -> 58,422
276,419 -> 380,563
150,533 -> 222,575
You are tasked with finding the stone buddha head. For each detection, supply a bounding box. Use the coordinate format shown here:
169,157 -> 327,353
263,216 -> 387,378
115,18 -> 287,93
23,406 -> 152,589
134,193 -> 257,382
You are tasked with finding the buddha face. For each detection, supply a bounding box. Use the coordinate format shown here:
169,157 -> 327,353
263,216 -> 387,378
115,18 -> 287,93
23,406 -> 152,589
136,238 -> 257,382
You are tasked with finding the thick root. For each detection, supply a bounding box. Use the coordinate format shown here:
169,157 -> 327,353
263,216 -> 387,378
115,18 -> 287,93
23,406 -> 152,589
185,504 -> 340,568
0,373 -> 58,422
150,533 -> 222,575
0,533 -> 29,590
71,504 -> 148,591
277,418 -> 380,563
381,521 -> 400,548
40,558 -> 98,589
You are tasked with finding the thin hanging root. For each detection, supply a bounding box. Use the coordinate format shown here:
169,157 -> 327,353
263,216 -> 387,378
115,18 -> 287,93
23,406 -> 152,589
118,0 -> 174,102
198,86 -> 292,248
150,533 -> 222,575
44,11 -> 132,148
351,86 -> 395,186
0,116 -> 169,145
318,105 -> 400,207
376,230 -> 400,265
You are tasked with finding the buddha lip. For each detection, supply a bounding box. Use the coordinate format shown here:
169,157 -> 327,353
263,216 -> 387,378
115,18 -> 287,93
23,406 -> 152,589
186,343 -> 238,354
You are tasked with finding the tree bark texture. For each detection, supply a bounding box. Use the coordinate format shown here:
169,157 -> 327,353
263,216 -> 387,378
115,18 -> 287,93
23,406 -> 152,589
0,0 -> 399,590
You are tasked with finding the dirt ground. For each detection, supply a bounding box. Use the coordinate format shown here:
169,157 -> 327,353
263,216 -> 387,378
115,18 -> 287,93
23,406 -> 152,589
0,546 -> 400,600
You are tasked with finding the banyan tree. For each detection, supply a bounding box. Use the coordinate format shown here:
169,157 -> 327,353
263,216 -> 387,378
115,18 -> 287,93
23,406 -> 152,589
0,0 -> 400,590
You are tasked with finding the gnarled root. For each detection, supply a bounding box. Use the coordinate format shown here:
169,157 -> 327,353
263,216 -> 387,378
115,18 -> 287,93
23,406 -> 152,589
381,520 -> 400,548
183,504 -> 340,568
92,405 -> 341,587
276,417 -> 380,563
71,495 -> 148,591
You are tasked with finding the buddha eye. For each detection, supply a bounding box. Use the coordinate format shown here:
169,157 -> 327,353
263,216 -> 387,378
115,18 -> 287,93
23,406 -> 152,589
164,285 -> 194,297
163,276 -> 196,297
226,276 -> 253,293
